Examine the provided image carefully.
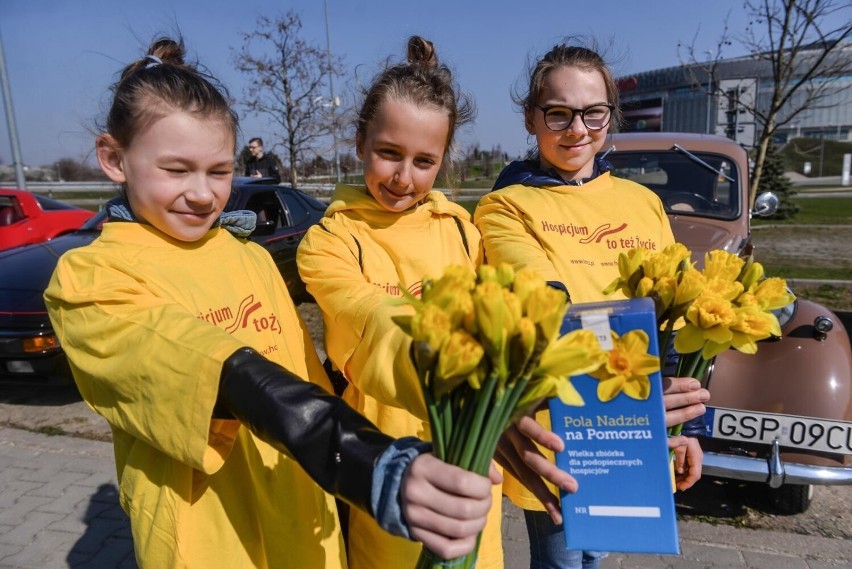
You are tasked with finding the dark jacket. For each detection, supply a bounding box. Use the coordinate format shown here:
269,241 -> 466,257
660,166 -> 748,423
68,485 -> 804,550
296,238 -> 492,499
245,153 -> 281,181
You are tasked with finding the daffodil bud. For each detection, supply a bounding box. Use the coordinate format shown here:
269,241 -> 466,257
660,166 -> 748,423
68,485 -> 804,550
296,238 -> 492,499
738,257 -> 765,291
477,264 -> 498,284
495,262 -> 516,288
636,276 -> 655,298
751,277 -> 795,310
472,280 -> 509,360
508,317 -> 537,380
674,269 -> 705,305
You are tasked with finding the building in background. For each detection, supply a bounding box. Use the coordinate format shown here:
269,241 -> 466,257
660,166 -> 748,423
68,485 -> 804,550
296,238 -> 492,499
617,43 -> 852,148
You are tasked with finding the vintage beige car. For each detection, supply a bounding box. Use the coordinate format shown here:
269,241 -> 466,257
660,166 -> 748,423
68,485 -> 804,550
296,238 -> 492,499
601,132 -> 852,514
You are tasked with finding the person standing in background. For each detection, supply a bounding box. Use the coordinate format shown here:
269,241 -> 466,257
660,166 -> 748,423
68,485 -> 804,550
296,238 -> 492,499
244,137 -> 281,181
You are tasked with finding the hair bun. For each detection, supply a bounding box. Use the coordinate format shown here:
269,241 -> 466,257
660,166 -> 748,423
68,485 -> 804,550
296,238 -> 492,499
406,36 -> 438,68
147,37 -> 186,67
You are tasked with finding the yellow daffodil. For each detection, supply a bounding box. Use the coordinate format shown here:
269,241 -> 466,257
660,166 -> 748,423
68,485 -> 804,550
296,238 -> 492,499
730,306 -> 781,346
434,330 -> 484,397
748,277 -> 796,311
535,329 -> 606,379
512,269 -> 547,305
703,250 -> 745,281
590,330 -> 660,402
674,294 -> 737,357
519,373 -> 584,408
642,251 -> 677,280
703,277 -> 744,301
661,242 -> 693,268
524,285 -> 570,343
421,265 -> 475,320
411,303 -> 452,353
603,248 -> 645,296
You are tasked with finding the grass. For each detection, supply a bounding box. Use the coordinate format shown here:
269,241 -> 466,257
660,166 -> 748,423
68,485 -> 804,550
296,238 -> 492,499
753,196 -> 852,225
780,138 -> 852,178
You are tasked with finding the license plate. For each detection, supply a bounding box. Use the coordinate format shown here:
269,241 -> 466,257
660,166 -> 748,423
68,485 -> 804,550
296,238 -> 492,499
705,406 -> 852,455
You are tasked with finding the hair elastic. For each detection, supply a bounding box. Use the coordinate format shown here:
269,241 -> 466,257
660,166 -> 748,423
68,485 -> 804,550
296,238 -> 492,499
144,54 -> 163,69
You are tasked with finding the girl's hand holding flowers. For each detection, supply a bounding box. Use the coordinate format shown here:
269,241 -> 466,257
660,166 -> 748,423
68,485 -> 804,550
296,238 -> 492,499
604,244 -> 794,440
394,263 -> 607,568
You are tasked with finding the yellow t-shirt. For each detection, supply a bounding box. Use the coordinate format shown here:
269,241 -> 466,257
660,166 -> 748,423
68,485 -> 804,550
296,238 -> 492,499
475,172 -> 675,510
298,185 -> 504,569
45,222 -> 344,568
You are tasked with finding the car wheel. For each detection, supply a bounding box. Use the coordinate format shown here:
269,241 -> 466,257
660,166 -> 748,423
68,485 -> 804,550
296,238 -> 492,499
768,483 -> 814,515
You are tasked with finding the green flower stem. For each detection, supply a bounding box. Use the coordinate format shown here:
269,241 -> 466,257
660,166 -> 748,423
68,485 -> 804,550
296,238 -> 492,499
448,388 -> 477,465
439,394 -> 453,459
457,369 -> 501,471
472,376 -> 531,475
668,354 -> 712,461
421,371 -> 446,461
658,322 -> 676,360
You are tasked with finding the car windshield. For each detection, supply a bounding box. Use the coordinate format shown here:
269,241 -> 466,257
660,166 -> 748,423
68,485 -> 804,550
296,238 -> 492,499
602,150 -> 740,219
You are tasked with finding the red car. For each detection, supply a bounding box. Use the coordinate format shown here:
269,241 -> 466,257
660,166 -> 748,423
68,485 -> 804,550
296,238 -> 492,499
0,188 -> 96,252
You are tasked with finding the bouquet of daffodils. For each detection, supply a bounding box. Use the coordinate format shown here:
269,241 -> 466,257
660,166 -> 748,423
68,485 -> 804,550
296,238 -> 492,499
603,243 -> 795,436
393,263 -> 608,569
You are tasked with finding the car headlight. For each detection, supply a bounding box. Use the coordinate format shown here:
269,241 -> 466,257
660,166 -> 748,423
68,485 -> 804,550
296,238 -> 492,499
772,292 -> 797,329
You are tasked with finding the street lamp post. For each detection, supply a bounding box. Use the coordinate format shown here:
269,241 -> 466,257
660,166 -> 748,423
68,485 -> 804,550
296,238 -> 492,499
0,30 -> 26,190
705,50 -> 714,135
323,0 -> 341,182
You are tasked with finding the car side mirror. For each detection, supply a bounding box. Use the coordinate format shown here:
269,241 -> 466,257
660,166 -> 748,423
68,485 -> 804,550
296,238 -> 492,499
753,192 -> 779,217
252,220 -> 276,236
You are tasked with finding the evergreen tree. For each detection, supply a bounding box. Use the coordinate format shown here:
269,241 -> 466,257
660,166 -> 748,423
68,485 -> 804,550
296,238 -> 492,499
756,143 -> 798,220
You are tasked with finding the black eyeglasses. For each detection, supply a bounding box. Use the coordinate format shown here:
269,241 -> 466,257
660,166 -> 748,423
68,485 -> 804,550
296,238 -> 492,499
536,104 -> 614,131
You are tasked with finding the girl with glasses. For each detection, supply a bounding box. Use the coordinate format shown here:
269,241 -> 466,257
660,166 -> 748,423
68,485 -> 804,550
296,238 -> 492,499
474,40 -> 708,569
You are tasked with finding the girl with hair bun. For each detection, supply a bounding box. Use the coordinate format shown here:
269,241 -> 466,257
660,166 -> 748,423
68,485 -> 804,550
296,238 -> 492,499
298,35 -> 514,569
45,35 -> 497,569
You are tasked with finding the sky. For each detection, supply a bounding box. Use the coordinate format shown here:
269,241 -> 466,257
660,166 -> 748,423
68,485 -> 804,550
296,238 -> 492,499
1,0 -> 757,169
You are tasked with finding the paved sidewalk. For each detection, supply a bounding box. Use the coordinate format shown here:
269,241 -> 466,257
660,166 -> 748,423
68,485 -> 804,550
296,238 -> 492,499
0,426 -> 850,569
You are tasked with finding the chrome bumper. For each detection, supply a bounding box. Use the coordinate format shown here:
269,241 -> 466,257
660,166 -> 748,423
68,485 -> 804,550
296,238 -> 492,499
702,440 -> 852,486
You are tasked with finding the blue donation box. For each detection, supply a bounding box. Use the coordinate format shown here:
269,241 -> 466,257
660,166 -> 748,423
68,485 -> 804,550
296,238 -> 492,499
548,297 -> 679,555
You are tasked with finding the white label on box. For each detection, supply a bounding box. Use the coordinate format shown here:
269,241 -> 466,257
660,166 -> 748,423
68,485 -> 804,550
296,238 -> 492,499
580,310 -> 613,350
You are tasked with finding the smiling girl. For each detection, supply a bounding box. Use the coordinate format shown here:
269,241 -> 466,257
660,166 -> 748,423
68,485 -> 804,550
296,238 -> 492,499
43,36 -> 496,569
297,36 -> 512,569
475,40 -> 708,569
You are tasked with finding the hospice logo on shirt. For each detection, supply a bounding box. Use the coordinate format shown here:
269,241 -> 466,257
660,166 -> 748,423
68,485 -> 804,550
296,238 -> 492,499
540,220 -> 628,243
372,281 -> 423,298
197,294 -> 282,335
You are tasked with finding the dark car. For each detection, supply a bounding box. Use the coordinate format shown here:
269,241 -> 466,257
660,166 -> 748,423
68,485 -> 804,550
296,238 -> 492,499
0,177 -> 326,382
0,188 -> 96,252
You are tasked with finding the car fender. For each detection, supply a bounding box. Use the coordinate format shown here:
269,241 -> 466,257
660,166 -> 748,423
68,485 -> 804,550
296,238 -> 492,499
708,298 -> 852,424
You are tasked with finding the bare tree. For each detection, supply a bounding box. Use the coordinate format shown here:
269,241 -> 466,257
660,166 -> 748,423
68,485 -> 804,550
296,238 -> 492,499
682,0 -> 852,201
232,12 -> 344,187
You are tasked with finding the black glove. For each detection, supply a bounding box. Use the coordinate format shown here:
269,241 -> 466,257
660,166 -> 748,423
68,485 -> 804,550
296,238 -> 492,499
216,347 -> 394,515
